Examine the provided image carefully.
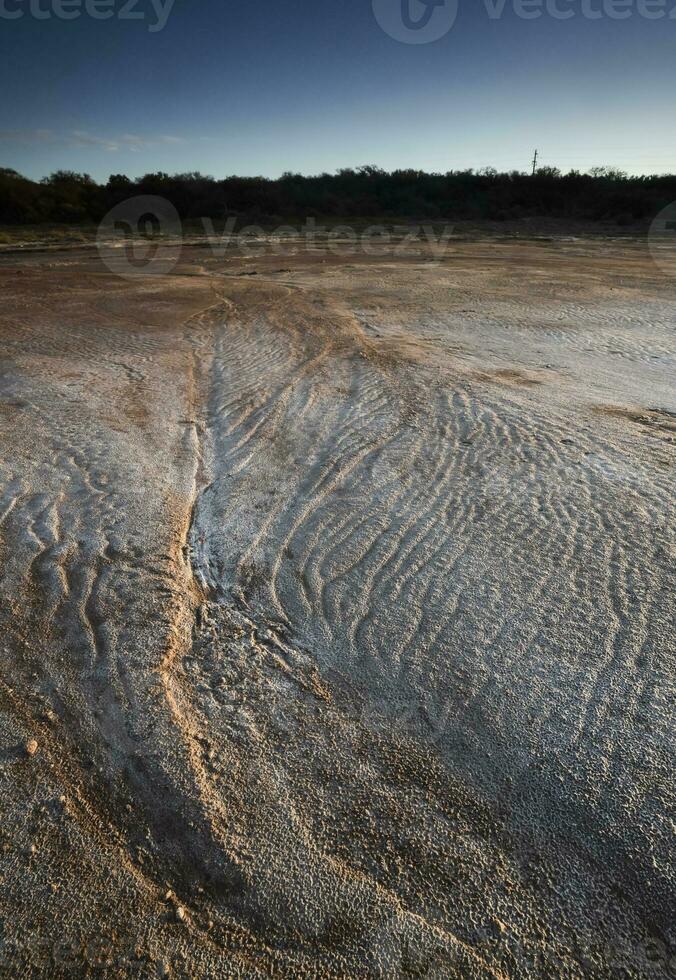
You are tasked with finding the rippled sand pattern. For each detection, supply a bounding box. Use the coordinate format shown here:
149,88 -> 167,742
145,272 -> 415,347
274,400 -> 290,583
0,239 -> 673,977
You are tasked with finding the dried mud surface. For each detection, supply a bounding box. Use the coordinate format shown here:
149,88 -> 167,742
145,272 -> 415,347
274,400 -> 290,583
0,238 -> 674,977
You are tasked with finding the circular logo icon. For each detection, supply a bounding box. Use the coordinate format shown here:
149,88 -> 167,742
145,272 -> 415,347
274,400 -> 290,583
372,0 -> 458,44
649,201 -> 676,279
96,195 -> 182,278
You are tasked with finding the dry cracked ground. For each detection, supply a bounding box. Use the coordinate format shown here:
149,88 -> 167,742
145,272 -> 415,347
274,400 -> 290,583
0,235 -> 673,978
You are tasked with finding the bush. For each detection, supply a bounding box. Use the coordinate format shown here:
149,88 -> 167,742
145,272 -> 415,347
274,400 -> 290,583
0,166 -> 674,227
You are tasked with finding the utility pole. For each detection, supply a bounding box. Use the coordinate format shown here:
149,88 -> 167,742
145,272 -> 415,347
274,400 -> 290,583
531,149 -> 539,176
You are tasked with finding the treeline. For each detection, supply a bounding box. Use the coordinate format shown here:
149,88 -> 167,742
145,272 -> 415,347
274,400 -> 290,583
1,165 -> 675,226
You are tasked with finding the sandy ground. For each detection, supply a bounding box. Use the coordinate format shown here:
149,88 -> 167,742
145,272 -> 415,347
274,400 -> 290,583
0,236 -> 673,977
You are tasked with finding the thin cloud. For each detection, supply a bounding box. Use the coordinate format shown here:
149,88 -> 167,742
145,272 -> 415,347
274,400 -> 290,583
116,133 -> 186,151
0,129 -> 186,152
71,130 -> 120,152
0,129 -> 56,144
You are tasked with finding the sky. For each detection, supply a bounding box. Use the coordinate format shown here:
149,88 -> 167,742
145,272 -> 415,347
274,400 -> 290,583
0,0 -> 674,181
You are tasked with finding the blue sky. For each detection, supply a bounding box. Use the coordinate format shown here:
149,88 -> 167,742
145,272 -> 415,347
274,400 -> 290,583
1,0 -> 674,180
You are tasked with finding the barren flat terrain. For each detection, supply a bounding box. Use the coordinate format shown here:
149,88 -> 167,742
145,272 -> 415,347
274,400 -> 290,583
0,236 -> 673,977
